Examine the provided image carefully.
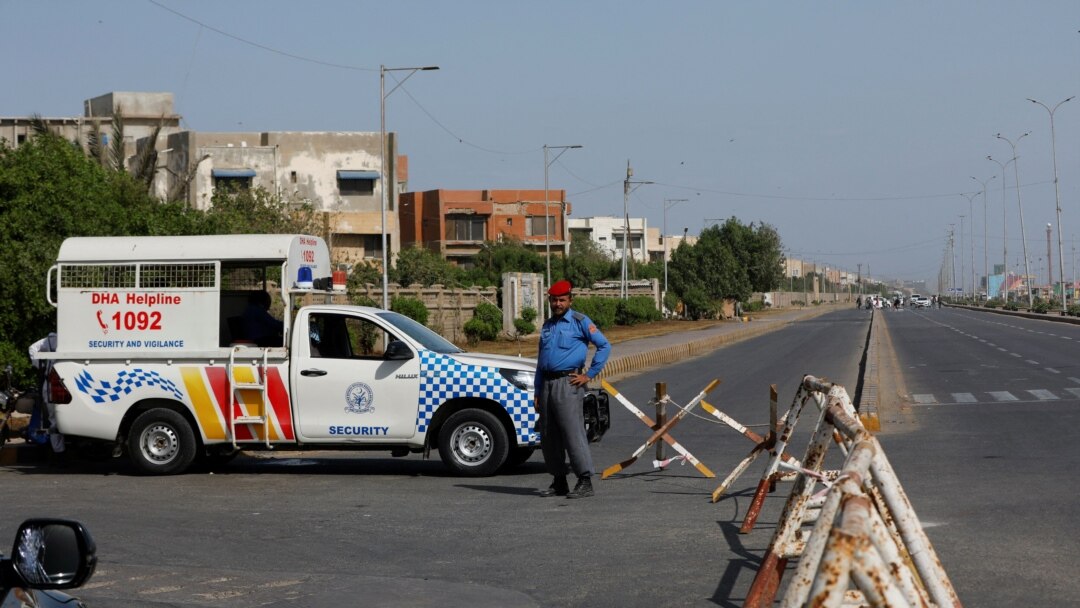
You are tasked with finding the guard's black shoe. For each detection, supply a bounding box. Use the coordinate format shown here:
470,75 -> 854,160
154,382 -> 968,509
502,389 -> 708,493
539,476 -> 569,497
566,476 -> 594,499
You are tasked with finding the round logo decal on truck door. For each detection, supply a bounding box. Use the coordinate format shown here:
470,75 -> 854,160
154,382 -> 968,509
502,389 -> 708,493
344,382 -> 375,414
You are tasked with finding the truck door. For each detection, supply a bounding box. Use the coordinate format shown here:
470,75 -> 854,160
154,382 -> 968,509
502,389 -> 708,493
293,312 -> 421,441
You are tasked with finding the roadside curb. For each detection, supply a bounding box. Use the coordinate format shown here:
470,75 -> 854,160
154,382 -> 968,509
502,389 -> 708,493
598,306 -> 836,382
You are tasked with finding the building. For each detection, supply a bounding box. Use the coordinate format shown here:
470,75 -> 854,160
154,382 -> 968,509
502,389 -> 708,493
162,130 -> 403,264
399,189 -> 571,267
568,216 -> 649,263
3,91 -> 404,265
1,91 -> 181,161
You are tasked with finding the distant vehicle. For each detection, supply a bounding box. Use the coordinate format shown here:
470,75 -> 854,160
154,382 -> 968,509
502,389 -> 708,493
911,295 -> 931,308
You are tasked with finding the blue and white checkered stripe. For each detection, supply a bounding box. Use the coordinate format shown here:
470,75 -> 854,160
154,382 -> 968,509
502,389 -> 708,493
74,368 -> 185,404
417,351 -> 538,445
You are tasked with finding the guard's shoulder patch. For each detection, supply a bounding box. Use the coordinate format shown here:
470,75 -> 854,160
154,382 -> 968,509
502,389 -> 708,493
572,312 -> 586,321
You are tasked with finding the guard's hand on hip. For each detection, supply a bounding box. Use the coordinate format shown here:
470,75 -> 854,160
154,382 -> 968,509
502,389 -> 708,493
569,372 -> 590,387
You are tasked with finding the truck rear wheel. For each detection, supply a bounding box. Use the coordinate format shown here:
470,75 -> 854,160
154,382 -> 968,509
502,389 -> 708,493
438,409 -> 508,477
127,409 -> 196,475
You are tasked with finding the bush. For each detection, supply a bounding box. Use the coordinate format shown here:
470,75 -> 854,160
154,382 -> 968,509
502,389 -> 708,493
743,300 -> 766,313
390,296 -> 429,325
1031,299 -> 1051,314
616,296 -> 661,325
520,307 -> 537,323
573,296 -> 618,329
1003,301 -> 1020,311
464,318 -> 497,344
474,302 -> 503,333
513,318 -> 536,336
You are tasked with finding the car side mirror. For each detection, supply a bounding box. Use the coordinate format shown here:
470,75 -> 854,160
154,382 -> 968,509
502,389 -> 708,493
384,340 -> 414,360
5,519 -> 96,590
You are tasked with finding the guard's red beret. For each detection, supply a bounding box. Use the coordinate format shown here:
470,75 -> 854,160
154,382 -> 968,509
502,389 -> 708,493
547,279 -> 573,296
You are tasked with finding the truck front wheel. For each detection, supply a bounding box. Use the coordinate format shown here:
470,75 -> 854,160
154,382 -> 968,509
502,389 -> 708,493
127,409 -> 197,475
438,409 -> 508,477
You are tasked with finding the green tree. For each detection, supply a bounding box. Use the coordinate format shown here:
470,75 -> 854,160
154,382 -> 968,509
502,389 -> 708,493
465,238 -> 544,286
392,245 -> 462,287
203,186 -> 318,235
562,232 -> 618,289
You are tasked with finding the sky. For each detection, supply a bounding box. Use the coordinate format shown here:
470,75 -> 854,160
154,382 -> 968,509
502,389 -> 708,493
3,1 -> 1080,290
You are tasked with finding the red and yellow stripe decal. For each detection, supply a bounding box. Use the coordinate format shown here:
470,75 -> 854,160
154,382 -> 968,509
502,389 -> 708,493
179,365 -> 294,442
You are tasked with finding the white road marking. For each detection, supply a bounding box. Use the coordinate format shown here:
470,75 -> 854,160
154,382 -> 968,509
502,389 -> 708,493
911,394 -> 937,404
1065,388 -> 1080,398
1027,389 -> 1059,400
988,392 -> 1018,401
1045,368 -> 1061,374
952,393 -> 977,403
1025,359 -> 1040,365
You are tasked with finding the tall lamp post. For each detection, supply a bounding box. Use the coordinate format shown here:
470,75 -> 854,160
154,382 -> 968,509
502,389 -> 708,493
1028,96 -> 1074,311
994,133 -> 1029,304
962,191 -> 979,300
543,145 -> 582,287
621,161 -> 652,299
662,198 -> 688,301
380,64 -> 439,309
989,155 -> 1010,300
970,176 -> 994,299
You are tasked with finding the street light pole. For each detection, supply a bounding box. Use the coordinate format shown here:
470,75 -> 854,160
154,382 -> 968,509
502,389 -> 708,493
994,133 -> 1030,305
989,155 -> 1015,300
969,176 -> 994,299
1028,96 -> 1074,311
380,64 -> 439,309
662,198 -> 688,301
543,145 -> 582,287
963,191 -> 979,299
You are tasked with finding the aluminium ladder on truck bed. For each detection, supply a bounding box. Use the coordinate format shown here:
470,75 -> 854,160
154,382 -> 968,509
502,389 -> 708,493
227,346 -> 272,449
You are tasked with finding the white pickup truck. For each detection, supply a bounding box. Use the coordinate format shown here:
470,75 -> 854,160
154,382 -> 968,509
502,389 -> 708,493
41,234 -> 606,476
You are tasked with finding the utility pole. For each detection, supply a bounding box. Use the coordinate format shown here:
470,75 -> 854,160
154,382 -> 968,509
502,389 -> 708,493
621,161 -> 652,299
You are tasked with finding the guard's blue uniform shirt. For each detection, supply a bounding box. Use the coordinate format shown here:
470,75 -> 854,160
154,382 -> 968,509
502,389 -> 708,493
534,309 -> 611,389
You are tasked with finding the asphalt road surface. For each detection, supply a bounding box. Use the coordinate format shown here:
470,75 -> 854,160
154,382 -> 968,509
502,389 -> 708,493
3,306 -> 1075,606
873,306 -> 1080,607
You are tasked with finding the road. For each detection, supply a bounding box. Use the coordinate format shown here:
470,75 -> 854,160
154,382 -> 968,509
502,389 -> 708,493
2,306 -> 1076,606
872,306 -> 1080,607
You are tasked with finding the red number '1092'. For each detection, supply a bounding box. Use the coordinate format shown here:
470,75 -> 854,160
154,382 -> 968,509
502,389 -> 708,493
109,311 -> 162,331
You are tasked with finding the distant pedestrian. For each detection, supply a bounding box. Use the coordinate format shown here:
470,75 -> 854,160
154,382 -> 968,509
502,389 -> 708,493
534,280 -> 611,499
856,296 -> 862,309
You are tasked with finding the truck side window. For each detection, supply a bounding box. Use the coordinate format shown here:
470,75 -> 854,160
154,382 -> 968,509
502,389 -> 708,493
309,314 -> 393,360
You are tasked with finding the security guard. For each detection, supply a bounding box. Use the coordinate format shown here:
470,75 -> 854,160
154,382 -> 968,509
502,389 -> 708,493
534,280 -> 611,499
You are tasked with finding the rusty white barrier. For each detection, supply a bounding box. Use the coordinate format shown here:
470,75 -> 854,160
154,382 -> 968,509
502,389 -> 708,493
744,376 -> 961,608
600,379 -> 719,479
713,382 -> 843,535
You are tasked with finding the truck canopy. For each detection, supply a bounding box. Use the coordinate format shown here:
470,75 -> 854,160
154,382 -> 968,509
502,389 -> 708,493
50,234 -> 332,356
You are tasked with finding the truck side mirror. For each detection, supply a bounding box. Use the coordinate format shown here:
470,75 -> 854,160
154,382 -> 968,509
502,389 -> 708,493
5,519 -> 96,590
384,340 -> 414,361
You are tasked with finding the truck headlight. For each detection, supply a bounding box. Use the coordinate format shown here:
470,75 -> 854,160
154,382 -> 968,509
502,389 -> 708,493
499,369 -> 535,392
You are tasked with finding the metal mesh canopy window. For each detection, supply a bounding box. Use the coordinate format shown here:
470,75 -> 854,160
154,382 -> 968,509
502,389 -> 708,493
221,266 -> 278,291
59,263 -> 217,289
60,264 -> 137,289
139,264 -> 216,289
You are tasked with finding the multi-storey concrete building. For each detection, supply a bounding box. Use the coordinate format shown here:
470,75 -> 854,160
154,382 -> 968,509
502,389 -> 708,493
399,189 -> 571,267
2,91 -> 403,265
568,216 -> 649,263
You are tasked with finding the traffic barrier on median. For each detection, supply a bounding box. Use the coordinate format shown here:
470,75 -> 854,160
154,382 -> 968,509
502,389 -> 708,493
743,375 -> 961,608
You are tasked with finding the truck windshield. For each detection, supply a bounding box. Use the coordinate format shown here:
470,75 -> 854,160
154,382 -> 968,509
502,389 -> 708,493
377,311 -> 464,354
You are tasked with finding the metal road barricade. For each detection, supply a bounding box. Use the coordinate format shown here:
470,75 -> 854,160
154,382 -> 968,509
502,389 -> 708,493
600,379 -> 718,479
744,375 -> 961,608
